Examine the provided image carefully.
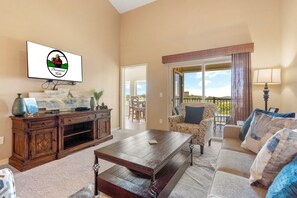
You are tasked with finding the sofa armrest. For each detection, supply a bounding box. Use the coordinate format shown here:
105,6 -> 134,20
168,115 -> 184,131
223,125 -> 241,139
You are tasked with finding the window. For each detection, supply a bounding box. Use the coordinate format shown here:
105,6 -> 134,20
135,80 -> 146,100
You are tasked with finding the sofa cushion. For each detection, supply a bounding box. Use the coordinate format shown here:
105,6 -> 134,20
250,128 -> 297,188
241,112 -> 297,153
266,155 -> 297,198
222,138 -> 255,155
216,149 -> 255,178
239,108 -> 295,141
184,106 -> 204,124
208,171 -> 267,198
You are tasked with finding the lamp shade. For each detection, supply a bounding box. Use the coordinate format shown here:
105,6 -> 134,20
253,68 -> 281,84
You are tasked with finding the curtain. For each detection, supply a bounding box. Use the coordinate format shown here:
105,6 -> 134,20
231,53 -> 253,124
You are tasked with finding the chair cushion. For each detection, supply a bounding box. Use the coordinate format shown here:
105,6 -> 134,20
184,106 -> 204,124
249,128 -> 297,188
241,112 -> 297,153
266,156 -> 297,198
239,108 -> 295,141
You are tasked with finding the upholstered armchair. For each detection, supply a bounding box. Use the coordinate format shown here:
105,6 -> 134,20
168,102 -> 218,154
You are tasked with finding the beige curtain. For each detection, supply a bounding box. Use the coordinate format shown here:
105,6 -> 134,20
231,53 -> 253,124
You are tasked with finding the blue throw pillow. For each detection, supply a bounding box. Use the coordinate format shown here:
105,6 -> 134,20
184,106 -> 204,124
239,108 -> 295,141
267,156 -> 297,198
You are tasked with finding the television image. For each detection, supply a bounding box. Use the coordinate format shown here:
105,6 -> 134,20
27,41 -> 83,82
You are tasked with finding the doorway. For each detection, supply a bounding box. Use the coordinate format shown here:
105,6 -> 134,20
121,65 -> 147,131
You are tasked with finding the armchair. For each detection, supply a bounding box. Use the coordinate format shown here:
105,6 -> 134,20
168,102 -> 218,154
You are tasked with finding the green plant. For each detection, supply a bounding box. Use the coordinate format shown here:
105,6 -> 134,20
93,90 -> 103,104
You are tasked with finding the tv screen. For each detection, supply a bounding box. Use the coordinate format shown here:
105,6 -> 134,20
27,41 -> 83,82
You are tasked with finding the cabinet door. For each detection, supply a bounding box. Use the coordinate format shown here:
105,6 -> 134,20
98,118 -> 110,138
30,127 -> 58,159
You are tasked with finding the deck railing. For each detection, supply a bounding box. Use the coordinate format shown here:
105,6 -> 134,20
176,96 -> 232,116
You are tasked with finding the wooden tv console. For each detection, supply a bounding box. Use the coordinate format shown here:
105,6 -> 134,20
9,109 -> 112,171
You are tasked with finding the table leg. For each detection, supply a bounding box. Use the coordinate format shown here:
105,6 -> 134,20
93,156 -> 100,196
189,139 -> 194,166
149,175 -> 157,198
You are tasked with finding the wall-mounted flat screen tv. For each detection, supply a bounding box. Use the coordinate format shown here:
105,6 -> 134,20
27,41 -> 83,82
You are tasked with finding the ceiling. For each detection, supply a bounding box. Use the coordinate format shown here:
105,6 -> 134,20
108,0 -> 156,14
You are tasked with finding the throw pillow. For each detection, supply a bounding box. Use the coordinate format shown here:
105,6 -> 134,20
249,128 -> 297,188
241,112 -> 297,153
0,168 -> 16,197
266,156 -> 297,198
184,106 -> 204,124
239,108 -> 295,141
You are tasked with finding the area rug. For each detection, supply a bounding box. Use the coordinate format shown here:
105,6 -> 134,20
69,139 -> 222,198
1,129 -> 141,198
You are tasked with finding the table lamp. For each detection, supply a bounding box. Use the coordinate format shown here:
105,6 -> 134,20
253,68 -> 281,111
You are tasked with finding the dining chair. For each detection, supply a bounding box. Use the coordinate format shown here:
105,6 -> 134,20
131,96 -> 145,122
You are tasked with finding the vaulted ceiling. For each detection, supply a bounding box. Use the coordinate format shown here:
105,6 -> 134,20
108,0 -> 156,14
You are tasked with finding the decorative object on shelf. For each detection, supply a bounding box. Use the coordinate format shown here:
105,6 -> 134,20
24,98 -> 39,116
90,97 -> 96,110
93,90 -> 103,107
99,102 -> 108,110
253,68 -> 281,111
12,93 -> 26,116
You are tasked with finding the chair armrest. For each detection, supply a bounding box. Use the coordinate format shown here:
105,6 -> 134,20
223,125 -> 241,139
200,117 -> 214,143
168,115 -> 184,131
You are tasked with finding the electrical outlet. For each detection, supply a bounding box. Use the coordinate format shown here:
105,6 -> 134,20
0,136 -> 4,145
159,119 -> 163,124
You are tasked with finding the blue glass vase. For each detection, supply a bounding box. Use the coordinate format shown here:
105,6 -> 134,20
12,93 -> 26,116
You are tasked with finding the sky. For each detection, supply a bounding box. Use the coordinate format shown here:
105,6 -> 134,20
184,70 -> 231,97
125,81 -> 146,96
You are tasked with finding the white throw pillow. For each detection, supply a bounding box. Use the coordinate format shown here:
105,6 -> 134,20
0,168 -> 16,198
249,128 -> 297,188
241,112 -> 297,153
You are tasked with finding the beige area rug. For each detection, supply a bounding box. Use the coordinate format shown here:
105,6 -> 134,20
1,130 -> 221,198
70,137 -> 222,198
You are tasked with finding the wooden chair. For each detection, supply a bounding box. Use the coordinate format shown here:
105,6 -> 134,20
131,96 -> 145,122
128,98 -> 133,119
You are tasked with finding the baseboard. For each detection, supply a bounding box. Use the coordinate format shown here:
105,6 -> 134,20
111,127 -> 120,132
0,158 -> 9,166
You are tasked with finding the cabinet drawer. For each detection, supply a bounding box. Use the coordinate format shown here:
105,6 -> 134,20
63,114 -> 95,125
96,112 -> 110,119
28,119 -> 56,130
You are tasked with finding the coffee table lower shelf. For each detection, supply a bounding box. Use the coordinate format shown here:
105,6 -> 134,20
97,150 -> 191,198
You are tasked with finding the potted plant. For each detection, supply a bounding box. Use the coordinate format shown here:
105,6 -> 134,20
93,90 -> 103,108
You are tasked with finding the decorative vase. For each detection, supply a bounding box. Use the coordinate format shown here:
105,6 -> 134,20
12,93 -> 26,116
90,97 -> 95,111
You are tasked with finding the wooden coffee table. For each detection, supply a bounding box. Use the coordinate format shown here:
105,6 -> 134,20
93,129 -> 193,197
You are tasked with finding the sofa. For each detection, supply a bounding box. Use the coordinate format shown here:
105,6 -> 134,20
208,125 -> 267,197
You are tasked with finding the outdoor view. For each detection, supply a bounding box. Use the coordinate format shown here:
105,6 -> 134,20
183,67 -> 232,117
125,81 -> 146,103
